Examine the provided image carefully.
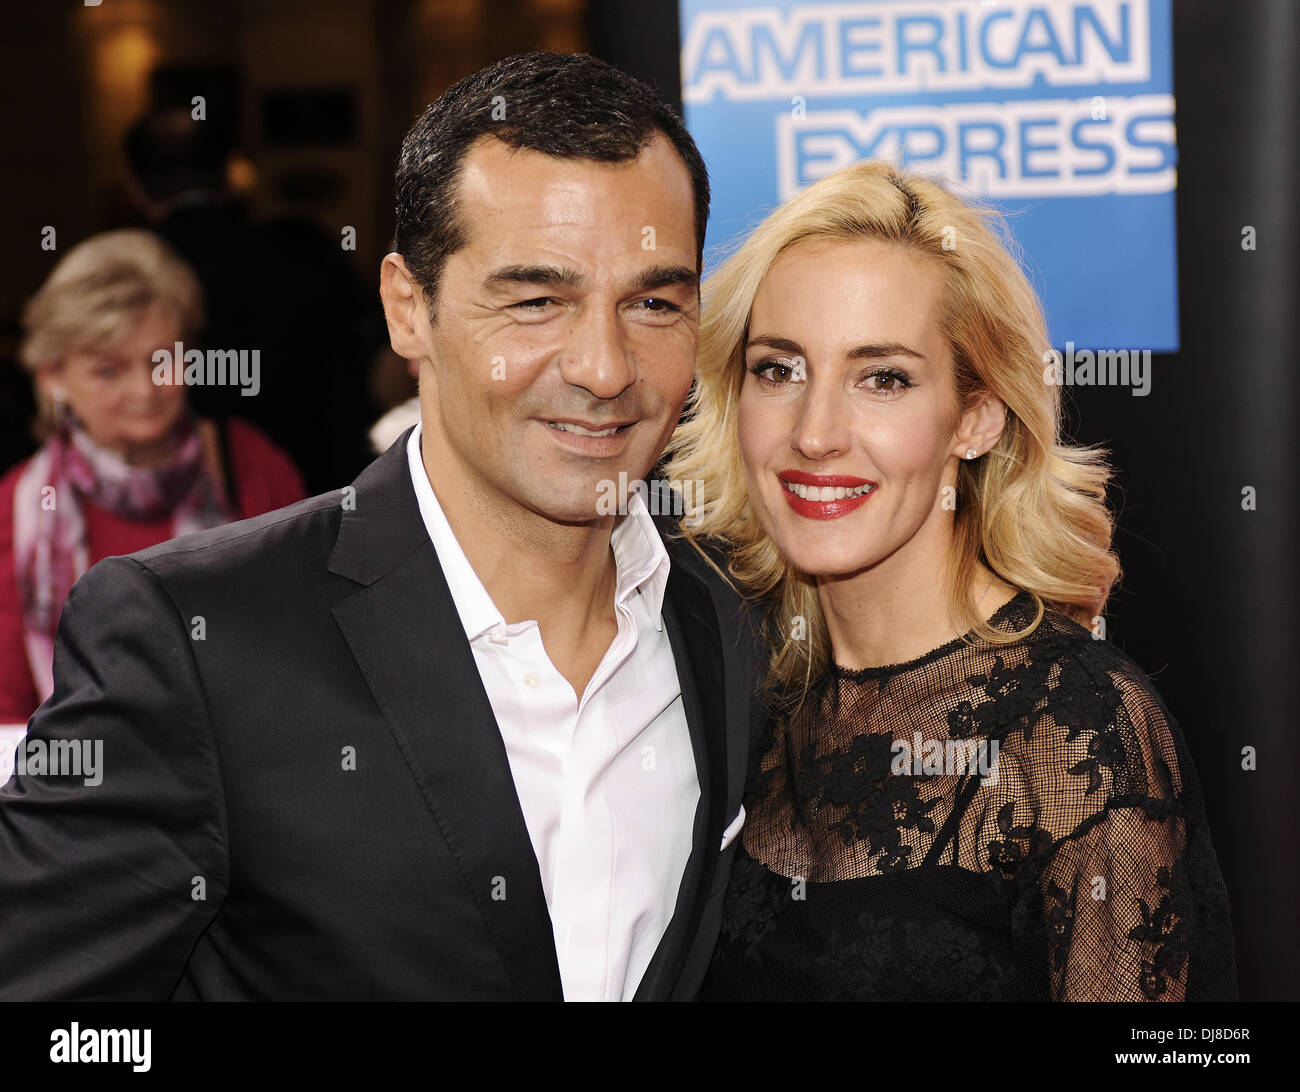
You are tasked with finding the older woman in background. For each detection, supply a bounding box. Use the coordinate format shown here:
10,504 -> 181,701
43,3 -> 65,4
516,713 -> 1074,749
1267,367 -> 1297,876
0,229 -> 306,722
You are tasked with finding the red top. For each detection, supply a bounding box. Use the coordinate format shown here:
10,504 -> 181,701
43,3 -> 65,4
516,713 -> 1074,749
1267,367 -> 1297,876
0,418 -> 307,722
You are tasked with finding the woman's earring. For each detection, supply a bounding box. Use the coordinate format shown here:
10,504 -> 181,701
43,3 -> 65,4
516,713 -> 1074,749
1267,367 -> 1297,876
51,388 -> 69,427
964,448 -> 978,460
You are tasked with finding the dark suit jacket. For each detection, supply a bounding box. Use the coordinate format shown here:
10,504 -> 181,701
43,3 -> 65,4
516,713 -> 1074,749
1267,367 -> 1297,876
0,429 -> 760,1000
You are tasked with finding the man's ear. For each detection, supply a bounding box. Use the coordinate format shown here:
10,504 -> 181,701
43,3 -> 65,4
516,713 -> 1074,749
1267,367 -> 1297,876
952,388 -> 1007,461
379,253 -> 432,364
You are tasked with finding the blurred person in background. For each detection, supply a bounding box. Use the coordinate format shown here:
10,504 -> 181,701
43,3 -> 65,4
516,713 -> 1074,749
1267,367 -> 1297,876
124,105 -> 384,493
0,230 -> 305,721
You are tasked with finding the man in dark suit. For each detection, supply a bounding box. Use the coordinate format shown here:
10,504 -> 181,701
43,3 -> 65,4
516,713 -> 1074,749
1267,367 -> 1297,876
0,52 -> 759,1000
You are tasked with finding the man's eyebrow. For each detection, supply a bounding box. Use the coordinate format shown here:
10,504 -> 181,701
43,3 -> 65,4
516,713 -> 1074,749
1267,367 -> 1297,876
627,266 -> 700,294
745,334 -> 927,361
483,264 -> 583,290
482,264 -> 699,294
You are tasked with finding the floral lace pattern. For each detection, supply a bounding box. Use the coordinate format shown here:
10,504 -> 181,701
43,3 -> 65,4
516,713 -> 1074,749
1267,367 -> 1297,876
702,592 -> 1237,1002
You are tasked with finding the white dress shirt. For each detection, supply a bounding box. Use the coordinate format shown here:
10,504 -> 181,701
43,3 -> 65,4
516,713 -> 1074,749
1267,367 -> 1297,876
406,424 -> 699,1000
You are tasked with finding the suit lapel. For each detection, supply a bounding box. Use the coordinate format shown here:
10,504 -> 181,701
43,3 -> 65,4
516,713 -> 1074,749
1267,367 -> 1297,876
328,430 -> 563,1001
632,556 -> 728,1000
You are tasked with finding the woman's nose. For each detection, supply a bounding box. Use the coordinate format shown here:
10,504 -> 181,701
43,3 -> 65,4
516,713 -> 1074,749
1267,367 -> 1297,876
133,358 -> 168,403
790,382 -> 851,461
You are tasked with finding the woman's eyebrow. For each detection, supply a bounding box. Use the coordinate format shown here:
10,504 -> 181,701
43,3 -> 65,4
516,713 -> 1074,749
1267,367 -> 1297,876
745,334 -> 803,354
845,341 -> 926,361
745,335 -> 925,361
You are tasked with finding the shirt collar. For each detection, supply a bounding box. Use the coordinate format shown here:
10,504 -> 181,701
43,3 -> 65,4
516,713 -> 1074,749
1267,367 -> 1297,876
610,482 -> 671,622
407,423 -> 670,642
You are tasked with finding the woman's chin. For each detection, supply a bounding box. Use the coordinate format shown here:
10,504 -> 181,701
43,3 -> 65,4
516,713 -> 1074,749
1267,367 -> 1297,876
100,423 -> 181,461
779,542 -> 878,580
121,430 -> 174,450
126,414 -> 184,441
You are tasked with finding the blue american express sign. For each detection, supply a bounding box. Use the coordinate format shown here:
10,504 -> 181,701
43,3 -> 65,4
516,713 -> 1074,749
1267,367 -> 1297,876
680,0 -> 1178,350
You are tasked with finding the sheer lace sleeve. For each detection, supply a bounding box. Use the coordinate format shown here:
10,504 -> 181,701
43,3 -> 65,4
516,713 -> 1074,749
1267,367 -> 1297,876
984,646 -> 1237,1001
702,592 -> 1236,1002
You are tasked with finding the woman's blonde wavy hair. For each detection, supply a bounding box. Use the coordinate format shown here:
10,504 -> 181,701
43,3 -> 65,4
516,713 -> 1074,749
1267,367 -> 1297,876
664,159 -> 1120,706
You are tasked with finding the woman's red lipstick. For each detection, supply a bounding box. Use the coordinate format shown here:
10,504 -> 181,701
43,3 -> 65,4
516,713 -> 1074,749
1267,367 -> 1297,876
778,469 -> 877,520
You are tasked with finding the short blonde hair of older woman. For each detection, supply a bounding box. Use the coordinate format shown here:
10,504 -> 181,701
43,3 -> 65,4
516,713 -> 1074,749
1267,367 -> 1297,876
19,229 -> 203,432
664,159 -> 1120,702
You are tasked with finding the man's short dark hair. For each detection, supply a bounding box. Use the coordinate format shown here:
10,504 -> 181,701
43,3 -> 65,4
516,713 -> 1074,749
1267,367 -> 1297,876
394,51 -> 710,313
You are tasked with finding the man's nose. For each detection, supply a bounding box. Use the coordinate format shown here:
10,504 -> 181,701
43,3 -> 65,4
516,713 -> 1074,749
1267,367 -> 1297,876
558,306 -> 635,400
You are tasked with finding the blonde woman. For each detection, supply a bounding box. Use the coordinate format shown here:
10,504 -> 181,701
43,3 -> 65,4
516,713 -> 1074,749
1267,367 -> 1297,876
0,230 -> 306,720
669,161 -> 1236,1001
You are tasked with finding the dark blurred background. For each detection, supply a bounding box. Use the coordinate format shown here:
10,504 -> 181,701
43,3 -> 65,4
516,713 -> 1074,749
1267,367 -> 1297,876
0,0 -> 1294,999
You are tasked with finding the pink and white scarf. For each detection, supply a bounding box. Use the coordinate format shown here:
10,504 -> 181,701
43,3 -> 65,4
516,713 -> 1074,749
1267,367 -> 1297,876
12,414 -> 232,705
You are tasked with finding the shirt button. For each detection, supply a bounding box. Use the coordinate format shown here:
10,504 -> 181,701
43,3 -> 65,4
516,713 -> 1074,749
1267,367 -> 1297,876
523,673 -> 541,689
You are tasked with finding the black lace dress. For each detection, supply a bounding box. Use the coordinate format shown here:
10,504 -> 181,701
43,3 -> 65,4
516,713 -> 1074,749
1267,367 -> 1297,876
702,591 -> 1238,1001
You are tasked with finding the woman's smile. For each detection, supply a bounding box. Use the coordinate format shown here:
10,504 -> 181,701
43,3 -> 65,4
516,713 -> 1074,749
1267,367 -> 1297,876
777,469 -> 877,520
